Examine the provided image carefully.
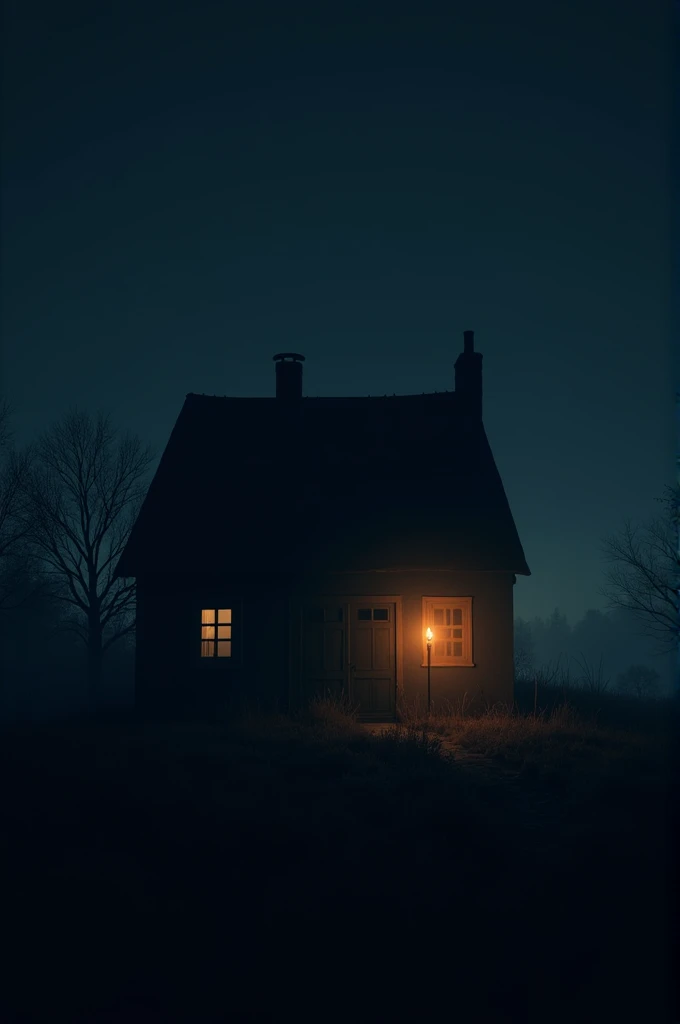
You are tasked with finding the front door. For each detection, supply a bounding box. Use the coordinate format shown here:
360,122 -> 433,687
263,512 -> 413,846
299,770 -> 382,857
302,598 -> 397,719
348,600 -> 396,719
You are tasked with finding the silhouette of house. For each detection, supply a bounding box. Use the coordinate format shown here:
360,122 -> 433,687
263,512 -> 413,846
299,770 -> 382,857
115,331 -> 529,719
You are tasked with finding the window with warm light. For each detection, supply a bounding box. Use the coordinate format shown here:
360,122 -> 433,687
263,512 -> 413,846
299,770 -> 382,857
422,597 -> 473,666
201,608 -> 232,658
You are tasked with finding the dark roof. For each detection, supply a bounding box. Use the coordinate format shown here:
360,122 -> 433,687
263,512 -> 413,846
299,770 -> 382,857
115,391 -> 530,577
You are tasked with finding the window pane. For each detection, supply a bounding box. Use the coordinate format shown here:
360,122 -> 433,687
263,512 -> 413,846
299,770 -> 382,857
358,608 -> 371,620
325,607 -> 343,622
217,641 -> 232,657
433,609 -> 444,625
201,640 -> 215,657
453,642 -> 463,657
446,641 -> 452,656
445,609 -> 451,626
452,609 -> 463,625
373,608 -> 388,621
453,628 -> 463,638
217,625 -> 231,639
202,626 -> 215,639
202,609 -> 215,624
218,609 -> 232,624
437,628 -> 452,639
434,641 -> 446,657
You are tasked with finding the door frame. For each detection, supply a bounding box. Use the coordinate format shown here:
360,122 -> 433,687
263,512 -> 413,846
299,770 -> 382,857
295,594 -> 404,720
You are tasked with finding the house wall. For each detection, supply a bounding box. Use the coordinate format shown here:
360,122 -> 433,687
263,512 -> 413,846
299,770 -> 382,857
134,569 -> 516,717
290,569 -> 516,713
135,574 -> 291,716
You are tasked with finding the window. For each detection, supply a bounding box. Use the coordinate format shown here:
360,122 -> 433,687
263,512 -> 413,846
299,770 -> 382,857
357,607 -> 390,621
201,608 -> 232,658
309,606 -> 344,623
422,597 -> 473,666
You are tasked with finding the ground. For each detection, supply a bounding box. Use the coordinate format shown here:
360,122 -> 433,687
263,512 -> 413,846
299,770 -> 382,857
2,697 -> 676,1023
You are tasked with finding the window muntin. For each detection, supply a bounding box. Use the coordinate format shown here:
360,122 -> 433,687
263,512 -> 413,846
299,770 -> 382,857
309,606 -> 344,623
201,607 -> 232,658
422,597 -> 473,666
357,607 -> 390,621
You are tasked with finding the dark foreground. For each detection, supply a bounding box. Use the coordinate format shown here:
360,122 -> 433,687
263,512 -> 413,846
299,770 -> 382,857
2,702 -> 676,1023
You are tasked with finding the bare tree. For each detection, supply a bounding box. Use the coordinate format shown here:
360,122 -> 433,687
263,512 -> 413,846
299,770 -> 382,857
616,664 -> 661,700
22,409 -> 154,706
572,652 -> 610,694
600,486 -> 679,653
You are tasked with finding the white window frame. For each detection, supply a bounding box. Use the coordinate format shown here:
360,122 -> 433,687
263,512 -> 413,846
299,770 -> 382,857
421,596 -> 474,667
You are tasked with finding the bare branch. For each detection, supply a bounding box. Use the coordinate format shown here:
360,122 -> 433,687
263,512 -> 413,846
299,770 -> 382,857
599,487 -> 679,652
18,407 -> 154,703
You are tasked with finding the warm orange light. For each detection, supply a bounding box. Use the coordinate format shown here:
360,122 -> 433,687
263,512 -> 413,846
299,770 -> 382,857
426,627 -> 433,644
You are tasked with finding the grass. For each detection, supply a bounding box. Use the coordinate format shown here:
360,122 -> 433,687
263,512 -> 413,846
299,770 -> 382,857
2,692 -> 676,1023
400,696 -> 670,777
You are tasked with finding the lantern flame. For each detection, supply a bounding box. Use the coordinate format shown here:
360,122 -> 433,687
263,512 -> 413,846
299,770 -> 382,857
425,627 -> 433,643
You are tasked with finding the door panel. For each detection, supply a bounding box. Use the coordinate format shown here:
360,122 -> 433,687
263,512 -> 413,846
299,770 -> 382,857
353,628 -> 373,669
373,628 -> 391,670
302,598 -> 397,718
303,602 -> 348,701
371,677 -> 396,714
349,600 -> 396,719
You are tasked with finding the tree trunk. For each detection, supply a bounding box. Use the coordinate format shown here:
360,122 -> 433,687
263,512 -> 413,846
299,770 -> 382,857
87,626 -> 103,710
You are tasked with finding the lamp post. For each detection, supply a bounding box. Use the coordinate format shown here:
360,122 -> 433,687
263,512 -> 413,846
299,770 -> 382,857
426,627 -> 433,715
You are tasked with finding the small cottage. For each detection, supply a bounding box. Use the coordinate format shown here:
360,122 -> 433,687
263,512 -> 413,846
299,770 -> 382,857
115,331 -> 530,719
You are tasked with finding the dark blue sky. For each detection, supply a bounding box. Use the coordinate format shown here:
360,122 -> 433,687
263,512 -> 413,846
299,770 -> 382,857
1,0 -> 673,623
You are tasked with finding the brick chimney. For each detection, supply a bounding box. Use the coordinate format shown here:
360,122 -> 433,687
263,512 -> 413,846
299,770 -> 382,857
273,353 -> 305,400
454,330 -> 483,420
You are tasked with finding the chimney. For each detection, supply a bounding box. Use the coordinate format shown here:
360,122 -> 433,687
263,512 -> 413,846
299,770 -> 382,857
454,329 -> 483,420
273,352 -> 305,400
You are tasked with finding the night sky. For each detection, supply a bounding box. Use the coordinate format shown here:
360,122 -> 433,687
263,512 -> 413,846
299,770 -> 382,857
1,0 -> 673,623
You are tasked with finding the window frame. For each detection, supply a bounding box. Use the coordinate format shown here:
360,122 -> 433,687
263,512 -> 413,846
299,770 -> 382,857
421,596 -> 474,667
197,599 -> 241,664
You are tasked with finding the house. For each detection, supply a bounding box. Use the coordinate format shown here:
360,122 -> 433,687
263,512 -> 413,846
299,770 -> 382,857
115,331 -> 530,719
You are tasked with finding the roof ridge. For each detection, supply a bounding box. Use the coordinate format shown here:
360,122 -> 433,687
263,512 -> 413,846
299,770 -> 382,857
185,391 -> 456,401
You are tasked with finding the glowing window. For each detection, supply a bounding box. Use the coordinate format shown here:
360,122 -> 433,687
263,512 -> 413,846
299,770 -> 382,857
201,608 -> 232,658
422,598 -> 473,666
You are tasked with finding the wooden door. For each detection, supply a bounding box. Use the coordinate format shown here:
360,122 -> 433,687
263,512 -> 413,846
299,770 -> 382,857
302,598 -> 398,719
302,601 -> 349,702
348,600 -> 396,719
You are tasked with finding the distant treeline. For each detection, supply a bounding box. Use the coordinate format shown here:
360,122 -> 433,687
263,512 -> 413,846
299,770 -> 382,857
514,607 -> 675,696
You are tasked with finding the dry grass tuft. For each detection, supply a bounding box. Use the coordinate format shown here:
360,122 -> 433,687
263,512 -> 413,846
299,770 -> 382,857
302,691 -> 361,731
391,694 -> 670,790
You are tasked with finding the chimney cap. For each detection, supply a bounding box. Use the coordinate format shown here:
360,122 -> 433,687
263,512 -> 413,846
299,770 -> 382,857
273,352 -> 305,362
